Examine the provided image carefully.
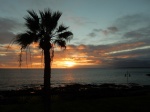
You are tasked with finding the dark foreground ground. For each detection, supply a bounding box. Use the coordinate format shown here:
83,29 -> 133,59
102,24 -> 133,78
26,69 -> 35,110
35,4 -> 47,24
1,83 -> 150,112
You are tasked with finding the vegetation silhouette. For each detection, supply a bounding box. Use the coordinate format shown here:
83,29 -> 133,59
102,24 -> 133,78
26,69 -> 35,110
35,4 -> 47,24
13,8 -> 73,111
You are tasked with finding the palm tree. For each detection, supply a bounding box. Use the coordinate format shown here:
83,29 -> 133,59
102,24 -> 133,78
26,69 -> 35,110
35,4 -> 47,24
14,9 -> 73,92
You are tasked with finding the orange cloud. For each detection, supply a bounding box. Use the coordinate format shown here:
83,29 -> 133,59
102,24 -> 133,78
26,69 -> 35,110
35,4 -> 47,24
1,41 -> 149,68
77,44 -> 86,50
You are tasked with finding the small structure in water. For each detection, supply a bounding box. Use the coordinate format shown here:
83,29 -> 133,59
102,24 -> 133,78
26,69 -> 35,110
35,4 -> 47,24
125,71 -> 131,84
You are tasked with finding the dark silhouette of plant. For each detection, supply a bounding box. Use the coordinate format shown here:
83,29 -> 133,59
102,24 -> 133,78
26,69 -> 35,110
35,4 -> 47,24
14,9 -> 73,92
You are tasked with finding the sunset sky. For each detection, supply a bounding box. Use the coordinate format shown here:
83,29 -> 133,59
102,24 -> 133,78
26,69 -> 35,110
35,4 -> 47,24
0,0 -> 150,68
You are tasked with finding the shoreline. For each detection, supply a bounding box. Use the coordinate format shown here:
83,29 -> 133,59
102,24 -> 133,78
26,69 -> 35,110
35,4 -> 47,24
1,83 -> 150,97
1,82 -> 149,91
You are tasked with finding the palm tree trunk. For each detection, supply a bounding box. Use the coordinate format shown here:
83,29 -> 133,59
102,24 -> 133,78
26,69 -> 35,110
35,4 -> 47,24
43,49 -> 51,112
44,49 -> 51,91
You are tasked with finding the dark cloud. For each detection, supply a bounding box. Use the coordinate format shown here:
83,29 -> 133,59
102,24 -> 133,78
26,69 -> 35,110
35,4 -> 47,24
87,13 -> 150,44
115,14 -> 150,30
97,26 -> 118,36
88,14 -> 150,39
107,27 -> 118,33
87,28 -> 101,37
88,26 -> 118,37
110,59 -> 150,68
88,32 -> 96,37
0,18 -> 18,31
0,32 -> 15,44
99,14 -> 150,45
123,25 -> 150,41
102,26 -> 118,35
0,17 -> 22,44
124,31 -> 142,39
121,26 -> 150,50
93,29 -> 102,32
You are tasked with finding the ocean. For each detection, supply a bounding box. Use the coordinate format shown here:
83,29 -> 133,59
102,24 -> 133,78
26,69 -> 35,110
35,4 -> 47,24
0,68 -> 150,90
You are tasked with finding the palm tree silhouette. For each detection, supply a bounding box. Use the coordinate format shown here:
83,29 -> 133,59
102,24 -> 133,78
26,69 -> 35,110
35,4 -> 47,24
14,9 -> 73,92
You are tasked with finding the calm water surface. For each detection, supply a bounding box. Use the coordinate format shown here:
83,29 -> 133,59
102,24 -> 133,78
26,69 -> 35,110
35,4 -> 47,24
0,68 -> 150,90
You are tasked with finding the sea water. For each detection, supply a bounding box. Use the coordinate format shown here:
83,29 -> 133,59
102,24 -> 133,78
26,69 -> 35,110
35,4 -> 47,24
0,68 -> 150,90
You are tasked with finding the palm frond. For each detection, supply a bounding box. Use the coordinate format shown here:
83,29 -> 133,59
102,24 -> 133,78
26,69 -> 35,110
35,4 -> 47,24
56,24 -> 69,33
58,31 -> 73,41
14,32 -> 35,49
24,10 -> 40,33
40,9 -> 51,33
51,11 -> 62,29
27,10 -> 39,20
54,40 -> 66,49
40,9 -> 62,34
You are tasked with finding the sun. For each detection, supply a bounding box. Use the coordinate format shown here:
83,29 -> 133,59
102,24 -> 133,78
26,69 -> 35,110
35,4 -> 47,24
64,61 -> 75,67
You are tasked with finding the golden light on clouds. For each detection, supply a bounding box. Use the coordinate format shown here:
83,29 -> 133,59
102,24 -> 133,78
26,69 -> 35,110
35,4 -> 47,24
31,42 -> 39,48
1,41 -> 149,68
32,63 -> 41,66
52,60 -> 76,68
64,61 -> 76,67
34,56 -> 42,59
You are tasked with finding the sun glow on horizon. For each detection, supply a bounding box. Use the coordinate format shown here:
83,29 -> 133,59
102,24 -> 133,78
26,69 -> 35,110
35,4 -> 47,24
64,61 -> 76,67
